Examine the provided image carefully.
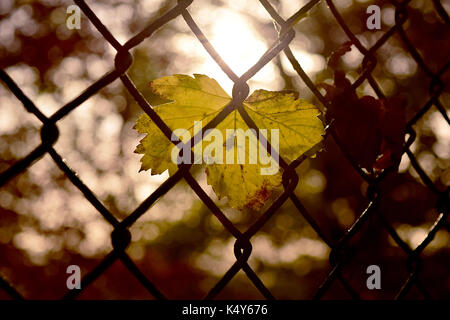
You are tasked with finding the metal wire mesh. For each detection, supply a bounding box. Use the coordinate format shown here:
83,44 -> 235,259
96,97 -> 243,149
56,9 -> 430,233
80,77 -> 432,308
0,0 -> 448,300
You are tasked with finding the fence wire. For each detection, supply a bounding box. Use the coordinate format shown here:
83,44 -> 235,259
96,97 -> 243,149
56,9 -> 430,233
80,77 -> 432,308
0,0 -> 449,300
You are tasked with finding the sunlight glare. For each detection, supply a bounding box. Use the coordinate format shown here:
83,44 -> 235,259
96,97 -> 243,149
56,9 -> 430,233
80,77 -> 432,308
197,10 -> 277,92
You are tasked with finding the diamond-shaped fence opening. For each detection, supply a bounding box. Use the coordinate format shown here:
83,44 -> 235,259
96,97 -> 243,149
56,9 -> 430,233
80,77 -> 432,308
0,0 -> 448,300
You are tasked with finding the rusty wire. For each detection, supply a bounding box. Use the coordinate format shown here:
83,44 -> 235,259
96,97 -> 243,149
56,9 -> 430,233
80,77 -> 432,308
0,0 -> 448,300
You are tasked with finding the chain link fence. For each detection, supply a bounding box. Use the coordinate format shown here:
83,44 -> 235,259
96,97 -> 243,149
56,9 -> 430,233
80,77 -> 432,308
0,0 -> 448,300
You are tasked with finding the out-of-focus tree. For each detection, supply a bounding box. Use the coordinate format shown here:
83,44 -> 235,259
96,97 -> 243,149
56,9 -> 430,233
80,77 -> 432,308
0,0 -> 448,299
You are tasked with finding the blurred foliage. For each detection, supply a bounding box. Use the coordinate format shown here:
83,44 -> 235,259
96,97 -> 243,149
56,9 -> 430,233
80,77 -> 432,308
0,0 -> 449,299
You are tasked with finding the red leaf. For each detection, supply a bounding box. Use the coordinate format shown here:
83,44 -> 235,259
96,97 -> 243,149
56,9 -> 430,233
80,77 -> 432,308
319,44 -> 406,172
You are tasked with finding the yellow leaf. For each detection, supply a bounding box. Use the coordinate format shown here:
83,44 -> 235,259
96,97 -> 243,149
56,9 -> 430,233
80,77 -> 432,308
244,89 -> 324,162
135,74 -> 324,210
134,74 -> 230,175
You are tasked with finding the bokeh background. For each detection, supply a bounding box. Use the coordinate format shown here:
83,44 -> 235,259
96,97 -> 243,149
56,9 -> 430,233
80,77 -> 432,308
0,0 -> 449,299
